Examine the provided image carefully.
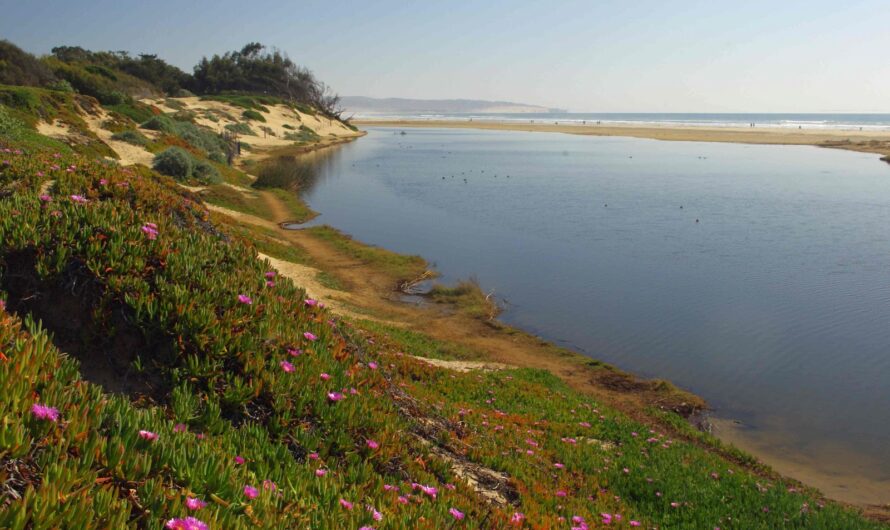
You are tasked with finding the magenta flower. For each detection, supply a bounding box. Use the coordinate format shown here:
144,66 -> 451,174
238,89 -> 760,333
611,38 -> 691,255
420,485 -> 437,498
141,223 -> 158,240
327,392 -> 344,402
511,512 -> 525,524
173,423 -> 187,433
320,372 -> 331,381
70,194 -> 88,204
165,517 -> 208,530
304,298 -> 317,307
601,513 -> 613,525
556,490 -> 567,497
264,271 -> 276,279
287,347 -> 301,357
280,360 -> 295,373
554,462 -> 565,469
39,194 -> 51,202
243,485 -> 259,499
138,430 -> 158,441
265,280 -> 275,288
237,294 -> 252,305
366,439 -> 380,450
185,497 -> 207,511
368,361 -> 378,370
449,508 -> 465,520
308,452 -> 319,460
397,495 -> 408,504
339,498 -> 354,510
303,331 -> 317,341
263,479 -> 277,491
234,455 -> 245,465
315,468 -> 327,477
630,522 -> 641,527
31,403 -> 59,422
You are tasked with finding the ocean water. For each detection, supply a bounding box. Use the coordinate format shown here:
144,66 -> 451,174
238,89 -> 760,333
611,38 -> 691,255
357,112 -> 890,131
293,127 -> 890,494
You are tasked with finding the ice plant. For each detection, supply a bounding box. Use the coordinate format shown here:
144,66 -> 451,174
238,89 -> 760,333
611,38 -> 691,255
31,403 -> 59,422
141,223 -> 159,240
264,271 -> 276,278
327,392 -> 344,402
243,485 -> 259,499
39,194 -> 51,202
280,360 -> 295,373
173,423 -> 187,433
511,512 -> 525,524
303,331 -> 317,341
315,468 -> 327,477
139,430 -> 159,441
320,373 -> 331,380
366,439 -> 380,450
234,455 -> 245,465
304,298 -> 317,307
237,294 -> 252,305
339,498 -> 353,510
165,517 -> 208,530
185,497 -> 207,511
449,508 -> 465,520
70,194 -> 88,204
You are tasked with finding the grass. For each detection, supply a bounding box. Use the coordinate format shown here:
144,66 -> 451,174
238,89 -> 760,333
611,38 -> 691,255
283,125 -> 321,143
0,130 -> 886,528
304,225 -> 429,281
428,279 -> 500,321
200,94 -> 285,112
242,109 -> 266,122
315,270 -> 347,291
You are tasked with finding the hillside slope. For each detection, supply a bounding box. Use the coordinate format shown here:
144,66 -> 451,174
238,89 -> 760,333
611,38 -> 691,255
0,96 -> 887,529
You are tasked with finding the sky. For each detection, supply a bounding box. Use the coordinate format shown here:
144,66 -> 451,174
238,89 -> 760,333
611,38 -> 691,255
2,0 -> 889,113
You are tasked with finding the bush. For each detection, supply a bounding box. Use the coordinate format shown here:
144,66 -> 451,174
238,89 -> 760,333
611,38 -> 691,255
47,79 -> 74,93
111,129 -> 149,145
0,40 -> 58,86
142,114 -> 228,160
224,122 -> 255,136
241,109 -> 265,122
152,146 -> 221,183
152,147 -> 193,179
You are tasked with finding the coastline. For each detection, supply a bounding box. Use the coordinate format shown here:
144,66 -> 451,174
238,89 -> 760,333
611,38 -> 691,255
353,118 -> 890,160
203,131 -> 890,518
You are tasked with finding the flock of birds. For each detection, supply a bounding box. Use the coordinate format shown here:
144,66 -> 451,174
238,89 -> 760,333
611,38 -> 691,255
374,134 -> 705,223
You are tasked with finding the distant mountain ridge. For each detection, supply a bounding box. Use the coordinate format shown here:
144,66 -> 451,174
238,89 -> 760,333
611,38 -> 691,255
341,96 -> 563,115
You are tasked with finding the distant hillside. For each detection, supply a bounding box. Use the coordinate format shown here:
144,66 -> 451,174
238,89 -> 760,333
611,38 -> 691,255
341,96 -> 563,115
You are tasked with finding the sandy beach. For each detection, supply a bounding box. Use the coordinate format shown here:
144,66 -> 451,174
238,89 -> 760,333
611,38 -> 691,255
354,119 -> 890,159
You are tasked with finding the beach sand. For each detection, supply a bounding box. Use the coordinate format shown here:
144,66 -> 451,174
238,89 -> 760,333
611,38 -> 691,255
353,119 -> 890,159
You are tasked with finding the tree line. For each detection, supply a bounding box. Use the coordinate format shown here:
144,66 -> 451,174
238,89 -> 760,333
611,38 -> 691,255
0,40 -> 342,118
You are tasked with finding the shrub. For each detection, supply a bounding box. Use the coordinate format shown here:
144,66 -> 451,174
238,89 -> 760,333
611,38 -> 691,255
0,39 -> 58,86
152,146 -> 221,183
152,146 -> 193,179
142,114 -> 228,160
224,122 -> 255,136
111,129 -> 149,146
46,79 -> 74,93
241,109 -> 265,122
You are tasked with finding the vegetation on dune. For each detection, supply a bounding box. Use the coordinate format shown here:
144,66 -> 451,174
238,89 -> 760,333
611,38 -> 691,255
241,109 -> 266,122
284,124 -> 321,143
153,146 -> 222,184
111,128 -> 150,146
141,114 -> 228,162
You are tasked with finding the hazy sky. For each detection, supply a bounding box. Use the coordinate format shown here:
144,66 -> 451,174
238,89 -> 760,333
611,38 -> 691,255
2,0 -> 889,112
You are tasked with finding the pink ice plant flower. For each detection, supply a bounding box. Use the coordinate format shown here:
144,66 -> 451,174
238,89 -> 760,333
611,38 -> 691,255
368,361 -> 378,370
420,485 -> 438,498
31,403 -> 59,422
366,439 -> 380,450
165,517 -> 208,530
315,468 -> 327,477
511,512 -> 525,524
265,280 -> 275,288
303,331 -> 317,341
70,194 -> 88,204
138,430 -> 158,441
141,223 -> 159,240
287,347 -> 301,357
304,298 -> 317,307
630,522 -> 641,527
449,508 -> 465,520
327,392 -> 344,402
173,423 -> 187,433
243,485 -> 259,499
185,497 -> 207,511
280,360 -> 295,373
320,373 -> 331,380
234,455 -> 245,465
237,294 -> 252,305
339,498 -> 354,510
39,194 -> 51,202
265,271 -> 276,279
397,496 -> 408,504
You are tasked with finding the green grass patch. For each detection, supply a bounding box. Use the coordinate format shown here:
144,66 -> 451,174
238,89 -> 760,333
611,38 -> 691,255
241,109 -> 266,122
304,224 -> 428,281
110,129 -> 149,146
428,279 -> 500,321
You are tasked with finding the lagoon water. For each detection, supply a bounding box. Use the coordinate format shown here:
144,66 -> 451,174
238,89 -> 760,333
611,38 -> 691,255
298,127 -> 890,490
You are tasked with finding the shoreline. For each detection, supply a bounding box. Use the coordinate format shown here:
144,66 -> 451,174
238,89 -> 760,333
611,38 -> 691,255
353,118 -> 890,160
216,133 -> 890,517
